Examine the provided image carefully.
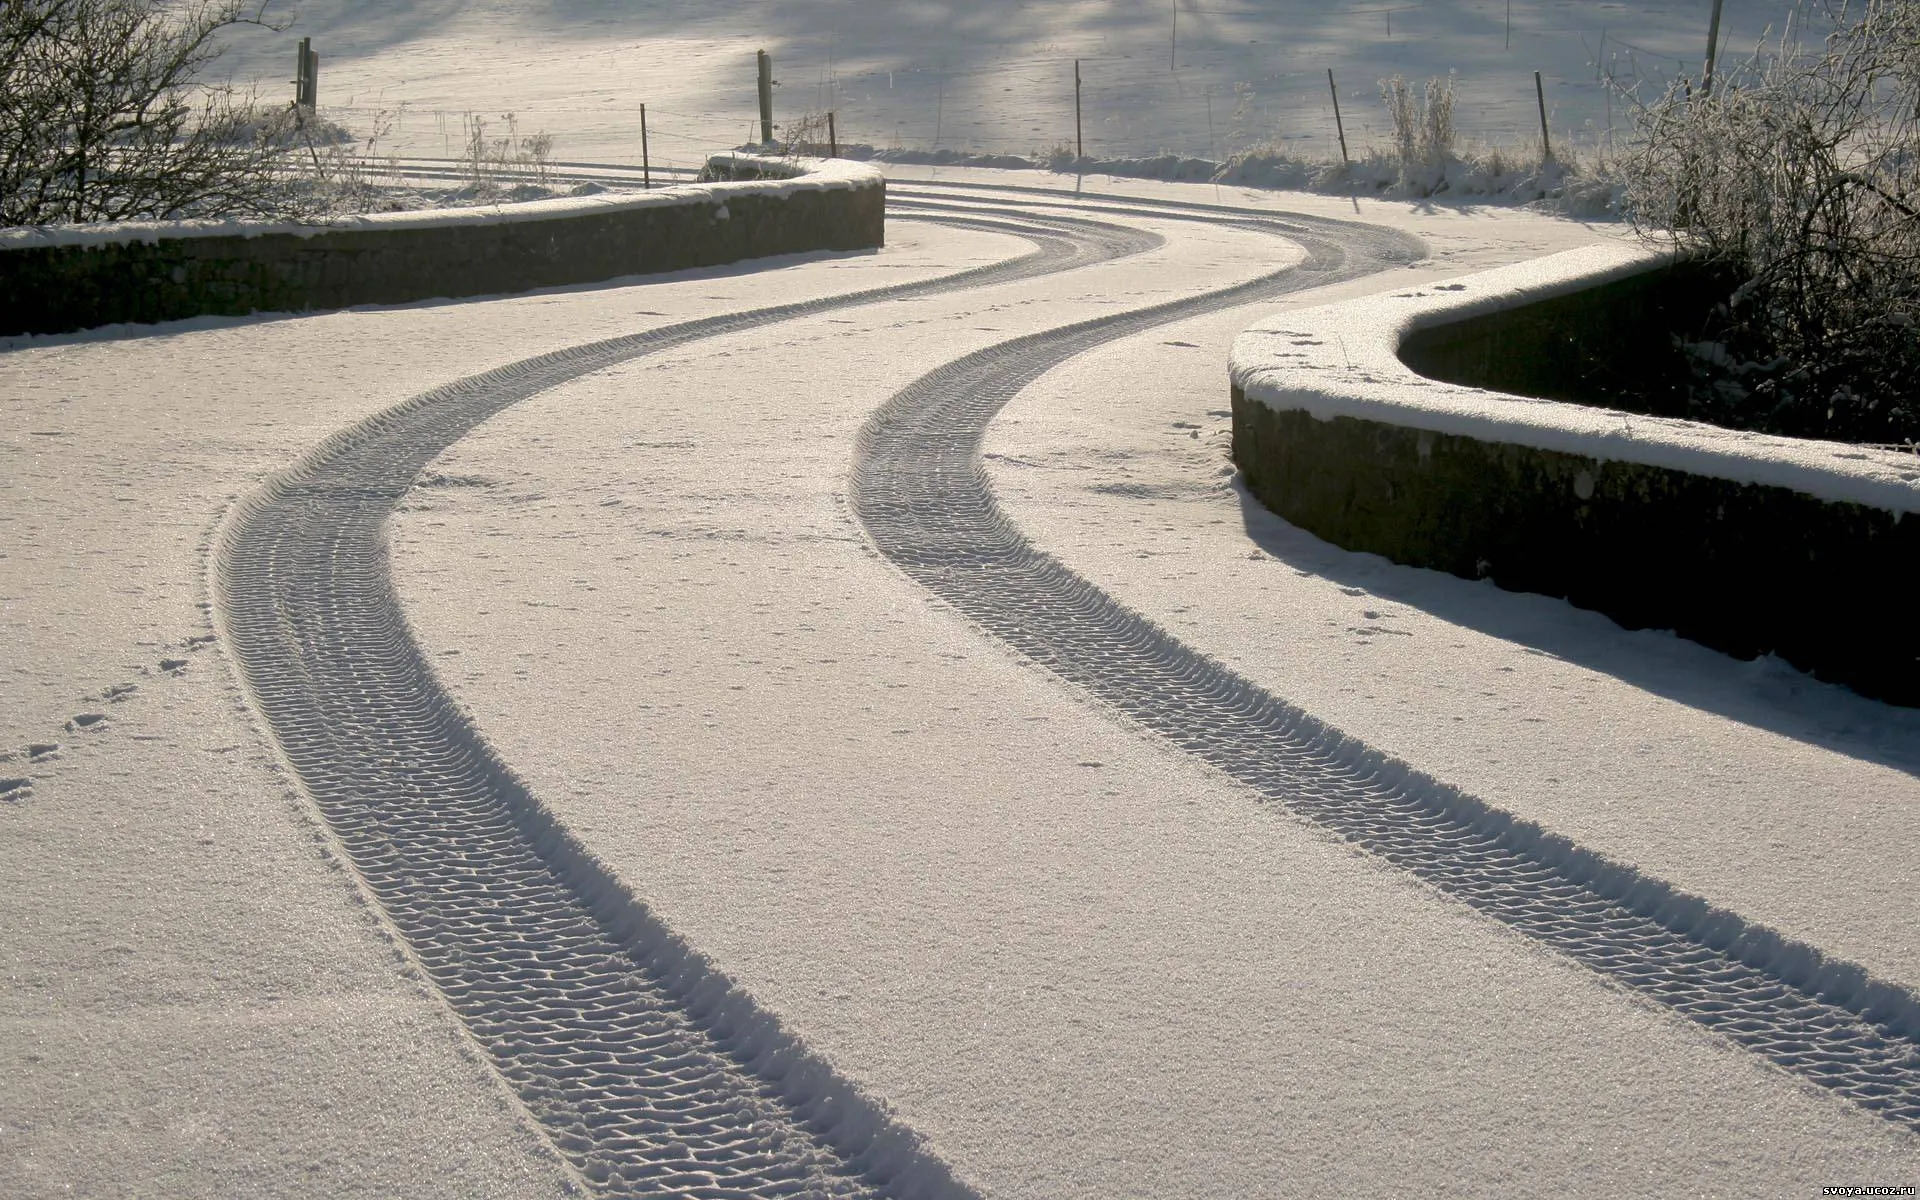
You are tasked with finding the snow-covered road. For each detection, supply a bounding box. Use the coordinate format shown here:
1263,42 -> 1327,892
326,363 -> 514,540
7,173 -> 1920,1197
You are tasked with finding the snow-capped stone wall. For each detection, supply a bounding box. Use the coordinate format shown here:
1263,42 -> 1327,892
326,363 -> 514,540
0,155 -> 883,336
1228,244 -> 1920,705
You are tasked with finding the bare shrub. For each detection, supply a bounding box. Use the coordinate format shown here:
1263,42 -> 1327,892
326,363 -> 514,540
0,0 -> 292,225
1622,0 -> 1920,443
278,108 -> 402,215
460,112 -> 557,197
1379,72 -> 1457,196
1381,76 -> 1420,168
1040,139 -> 1081,170
1422,75 -> 1457,165
771,111 -> 834,159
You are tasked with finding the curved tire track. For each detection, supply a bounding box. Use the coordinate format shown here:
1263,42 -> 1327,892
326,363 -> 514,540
213,207 -> 1164,1198
850,202 -> 1920,1135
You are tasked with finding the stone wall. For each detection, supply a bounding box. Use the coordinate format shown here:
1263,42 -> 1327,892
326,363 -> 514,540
1397,261 -> 1730,419
1229,245 -> 1920,706
1232,389 -> 1920,705
0,158 -> 884,336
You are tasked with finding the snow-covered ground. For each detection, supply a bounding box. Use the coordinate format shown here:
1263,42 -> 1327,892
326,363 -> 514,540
382,178 -> 1920,1195
216,1 -> 1792,169
8,2 -> 1920,1196
1,228 -> 997,1197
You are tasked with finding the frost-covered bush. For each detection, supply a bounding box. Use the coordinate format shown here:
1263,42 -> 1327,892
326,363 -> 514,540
0,0 -> 295,225
1622,0 -> 1920,444
274,109 -> 408,216
1379,73 -> 1457,195
457,112 -> 555,196
755,110 -> 835,162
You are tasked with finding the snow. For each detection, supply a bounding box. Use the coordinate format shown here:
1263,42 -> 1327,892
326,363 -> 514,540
0,155 -> 877,249
0,233 -> 992,1197
213,1 -> 1795,168
9,2 -> 1920,1197
976,175 -> 1920,1000
1230,241 -> 1920,514
376,186 -> 1920,1195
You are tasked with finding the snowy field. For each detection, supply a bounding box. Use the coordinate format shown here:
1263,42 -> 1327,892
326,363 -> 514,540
213,0 -> 1794,170
7,3 -> 1920,1198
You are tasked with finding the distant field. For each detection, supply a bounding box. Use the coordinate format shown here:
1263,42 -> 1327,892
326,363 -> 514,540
216,0 -> 1791,168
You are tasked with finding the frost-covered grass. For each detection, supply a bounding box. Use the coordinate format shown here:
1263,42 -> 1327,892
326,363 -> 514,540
276,108 -> 567,215
1221,140 -> 1620,213
836,136 -> 1623,216
812,64 -> 1629,215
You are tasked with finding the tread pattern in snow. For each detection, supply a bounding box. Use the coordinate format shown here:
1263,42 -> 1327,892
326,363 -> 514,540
214,209 -> 1153,1198
849,209 -> 1920,1136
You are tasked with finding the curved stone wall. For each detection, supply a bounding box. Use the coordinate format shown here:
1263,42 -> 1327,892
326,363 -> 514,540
0,155 -> 884,336
1229,243 -> 1920,705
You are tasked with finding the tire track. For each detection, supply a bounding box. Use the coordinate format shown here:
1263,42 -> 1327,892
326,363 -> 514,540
850,206 -> 1920,1135
213,208 -> 1164,1198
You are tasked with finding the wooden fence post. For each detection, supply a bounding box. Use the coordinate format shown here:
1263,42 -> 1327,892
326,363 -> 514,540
640,103 -> 651,188
1074,60 -> 1083,159
1328,69 -> 1350,169
1535,70 -> 1552,162
828,110 -> 837,157
290,38 -> 320,169
1702,0 -> 1726,95
757,49 -> 774,145
1205,85 -> 1217,161
295,37 -> 315,109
